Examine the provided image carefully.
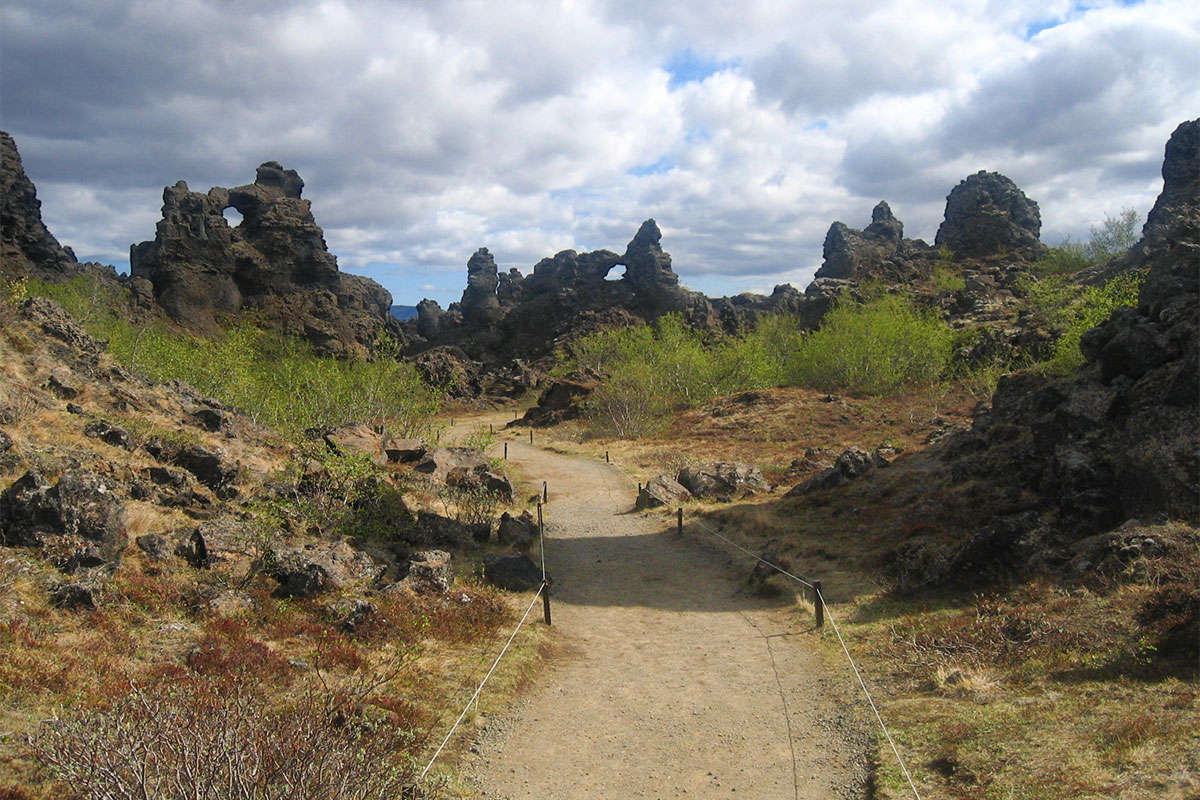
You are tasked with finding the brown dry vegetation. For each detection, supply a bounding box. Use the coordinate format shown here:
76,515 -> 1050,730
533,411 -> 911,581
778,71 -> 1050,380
0,306 -> 550,799
530,385 -> 1200,800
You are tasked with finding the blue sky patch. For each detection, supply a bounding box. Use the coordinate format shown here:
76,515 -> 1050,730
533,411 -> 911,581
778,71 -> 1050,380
629,156 -> 677,176
665,49 -> 739,89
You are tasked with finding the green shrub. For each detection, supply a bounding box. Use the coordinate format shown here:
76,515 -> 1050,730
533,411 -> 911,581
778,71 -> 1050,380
785,294 -> 955,394
25,275 -> 439,438
1026,269 -> 1147,374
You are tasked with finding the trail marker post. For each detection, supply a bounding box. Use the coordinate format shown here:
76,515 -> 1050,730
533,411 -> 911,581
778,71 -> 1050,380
813,580 -> 824,629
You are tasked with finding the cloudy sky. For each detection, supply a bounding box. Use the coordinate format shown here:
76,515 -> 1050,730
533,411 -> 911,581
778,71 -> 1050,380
2,0 -> 1196,307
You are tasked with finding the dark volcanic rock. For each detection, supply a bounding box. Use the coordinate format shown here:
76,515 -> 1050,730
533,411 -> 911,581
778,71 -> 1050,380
497,511 -> 538,550
400,220 -> 819,398
815,201 -> 931,281
521,370 -> 600,427
677,463 -> 769,499
174,445 -> 238,493
483,553 -> 544,591
636,474 -> 693,510
1,131 -> 80,278
935,171 -> 1043,258
129,162 -> 396,355
462,248 -> 502,324
0,469 -> 126,566
398,550 -> 454,594
910,120 -> 1200,588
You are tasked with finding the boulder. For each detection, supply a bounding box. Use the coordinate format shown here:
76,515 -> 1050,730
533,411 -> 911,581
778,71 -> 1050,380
935,171 -> 1043,258
83,420 -> 134,450
324,597 -> 376,630
483,553 -> 544,591
415,447 -> 490,481
0,469 -> 126,566
50,580 -> 100,610
135,533 -> 172,562
261,540 -> 382,599
46,368 -> 82,399
497,511 -> 538,550
676,462 -> 769,499
173,445 -> 237,493
636,474 -> 693,510
408,511 -> 471,549
383,437 -> 428,463
521,370 -> 600,427
786,446 -> 887,496
399,550 -> 454,594
174,527 -> 211,569
324,423 -> 386,465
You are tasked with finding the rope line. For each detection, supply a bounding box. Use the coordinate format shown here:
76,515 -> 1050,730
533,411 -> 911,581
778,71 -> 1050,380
819,596 -> 924,800
419,583 -> 546,782
690,518 -> 814,589
684,514 -> 923,800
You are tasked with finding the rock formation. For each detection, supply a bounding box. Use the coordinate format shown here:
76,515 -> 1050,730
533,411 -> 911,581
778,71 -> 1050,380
130,161 -> 398,355
1,131 -> 81,279
402,219 -> 822,397
935,170 -> 1044,258
815,201 -> 930,281
898,118 -> 1199,589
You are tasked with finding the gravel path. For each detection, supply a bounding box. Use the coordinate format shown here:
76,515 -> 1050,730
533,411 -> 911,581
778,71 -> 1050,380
458,419 -> 871,799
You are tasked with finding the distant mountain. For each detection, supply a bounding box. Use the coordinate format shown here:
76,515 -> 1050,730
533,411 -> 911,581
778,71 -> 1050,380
389,305 -> 418,321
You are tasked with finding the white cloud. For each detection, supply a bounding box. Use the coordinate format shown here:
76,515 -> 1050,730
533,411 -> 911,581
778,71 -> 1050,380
2,0 -> 1196,306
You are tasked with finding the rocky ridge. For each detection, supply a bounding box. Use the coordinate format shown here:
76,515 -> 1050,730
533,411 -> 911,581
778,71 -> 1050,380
1,131 -> 84,280
888,118 -> 1199,589
128,161 -> 399,356
408,166 -> 1054,399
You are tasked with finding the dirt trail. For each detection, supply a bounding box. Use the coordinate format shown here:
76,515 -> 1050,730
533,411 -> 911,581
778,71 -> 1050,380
456,417 -> 869,799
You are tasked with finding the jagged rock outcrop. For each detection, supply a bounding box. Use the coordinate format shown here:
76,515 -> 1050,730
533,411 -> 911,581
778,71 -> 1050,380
1,131 -> 80,278
816,201 -> 931,281
130,162 -> 397,355
901,119 -> 1199,589
403,220 -> 818,397
935,171 -> 1043,258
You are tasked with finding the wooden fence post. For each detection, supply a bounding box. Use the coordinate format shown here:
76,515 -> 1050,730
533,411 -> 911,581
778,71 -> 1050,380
677,507 -> 683,536
542,481 -> 548,503
529,430 -> 534,445
504,442 -> 508,460
542,582 -> 552,625
605,450 -> 610,463
813,580 -> 824,629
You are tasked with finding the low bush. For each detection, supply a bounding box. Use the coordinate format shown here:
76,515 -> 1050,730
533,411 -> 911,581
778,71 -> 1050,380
25,275 -> 440,438
1023,269 -> 1146,374
784,294 -> 955,394
27,675 -> 429,800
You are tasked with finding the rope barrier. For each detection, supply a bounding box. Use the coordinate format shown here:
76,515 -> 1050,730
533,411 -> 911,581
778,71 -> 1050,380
683,513 -> 923,800
690,518 -> 814,589
419,583 -> 546,782
819,595 -> 924,800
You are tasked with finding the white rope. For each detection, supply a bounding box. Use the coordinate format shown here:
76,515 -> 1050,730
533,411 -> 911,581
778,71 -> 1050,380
685,514 -> 923,800
820,595 -> 924,800
689,518 -> 814,589
419,583 -> 546,782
